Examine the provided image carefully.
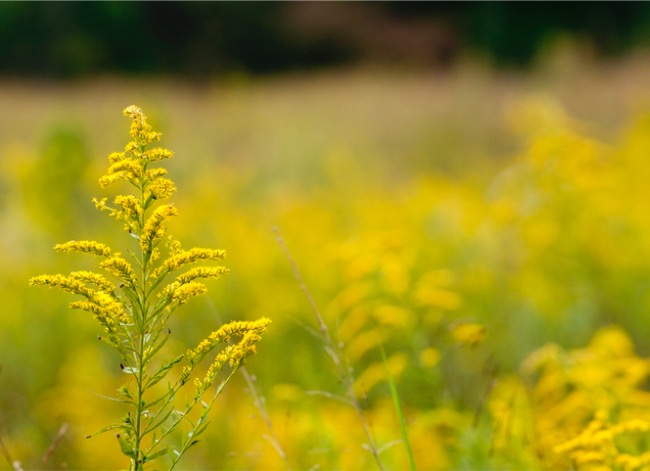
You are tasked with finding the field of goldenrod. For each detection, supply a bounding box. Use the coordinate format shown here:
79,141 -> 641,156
6,55 -> 650,469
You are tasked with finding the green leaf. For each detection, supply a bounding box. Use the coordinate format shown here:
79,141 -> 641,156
380,343 -> 417,471
143,447 -> 168,462
145,354 -> 184,389
116,433 -> 137,459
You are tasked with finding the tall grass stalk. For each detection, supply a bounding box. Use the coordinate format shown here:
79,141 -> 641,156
273,227 -> 385,470
241,366 -> 292,469
379,343 -> 417,471
30,106 -> 270,470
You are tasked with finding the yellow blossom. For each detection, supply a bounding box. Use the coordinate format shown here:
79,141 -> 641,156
100,256 -> 138,288
93,197 -> 109,211
160,266 -> 229,298
144,147 -> 174,162
113,195 -> 143,221
140,204 -> 178,252
123,105 -> 161,147
69,271 -> 114,292
54,240 -> 112,257
153,247 -> 227,278
185,318 -> 272,366
148,177 -> 176,200
169,281 -> 207,305
70,291 -> 129,326
29,274 -> 95,299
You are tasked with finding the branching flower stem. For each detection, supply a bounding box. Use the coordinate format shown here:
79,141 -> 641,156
30,106 -> 270,470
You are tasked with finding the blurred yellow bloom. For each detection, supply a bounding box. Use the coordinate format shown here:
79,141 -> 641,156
345,330 -> 387,362
372,304 -> 410,327
354,353 -> 407,394
419,347 -> 440,367
449,321 -> 486,347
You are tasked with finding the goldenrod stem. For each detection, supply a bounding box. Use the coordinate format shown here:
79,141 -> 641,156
132,178 -> 149,471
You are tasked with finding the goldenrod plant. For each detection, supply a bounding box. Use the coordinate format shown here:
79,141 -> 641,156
30,105 -> 270,470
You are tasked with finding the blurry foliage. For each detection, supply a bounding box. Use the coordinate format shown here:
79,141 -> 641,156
6,70 -> 650,468
21,126 -> 92,237
3,3 -> 650,77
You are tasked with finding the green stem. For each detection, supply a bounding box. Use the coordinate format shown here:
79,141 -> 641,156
132,175 -> 150,471
133,327 -> 146,470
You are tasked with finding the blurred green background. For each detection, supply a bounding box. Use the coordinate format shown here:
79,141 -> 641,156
3,2 -> 650,77
4,3 -> 650,470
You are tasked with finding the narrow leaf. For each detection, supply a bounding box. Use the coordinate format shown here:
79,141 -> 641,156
380,343 -> 417,471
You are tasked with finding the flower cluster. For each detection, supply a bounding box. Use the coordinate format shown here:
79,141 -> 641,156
30,105 -> 270,470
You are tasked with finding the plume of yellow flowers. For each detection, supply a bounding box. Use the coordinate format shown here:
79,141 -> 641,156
30,105 -> 270,471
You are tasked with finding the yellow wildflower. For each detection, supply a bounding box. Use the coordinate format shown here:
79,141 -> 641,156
31,105 -> 270,468
108,151 -> 126,163
101,157 -> 144,186
148,177 -> 176,200
185,318 -> 272,366
54,240 -> 112,257
153,247 -> 227,278
100,256 -> 138,288
170,281 -> 207,306
70,291 -> 129,326
144,147 -> 174,162
140,204 -> 178,252
194,324 -> 269,393
123,105 -> 161,147
228,329 -> 265,367
93,197 -> 109,211
29,274 -> 95,299
195,347 -> 233,392
160,266 -> 229,298
69,271 -> 114,292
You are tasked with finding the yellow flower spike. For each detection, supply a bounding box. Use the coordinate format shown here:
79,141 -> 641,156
70,290 -> 129,325
122,105 -> 161,148
186,339 -> 212,364
140,204 -> 179,252
170,281 -> 207,306
148,177 -> 176,200
161,266 -> 229,298
100,256 -> 138,288
29,274 -> 95,299
108,151 -> 126,163
54,240 -> 112,257
228,330 -> 264,367
185,318 -> 272,367
98,172 -> 125,188
122,105 -> 143,119
69,271 -> 114,293
104,157 -> 144,184
153,247 -> 227,278
182,317 -> 271,394
144,147 -> 174,162
113,195 -> 143,222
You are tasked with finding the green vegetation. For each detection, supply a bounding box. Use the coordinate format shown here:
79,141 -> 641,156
4,58 -> 650,468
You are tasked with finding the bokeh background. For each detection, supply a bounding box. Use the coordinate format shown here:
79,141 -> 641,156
5,3 -> 650,470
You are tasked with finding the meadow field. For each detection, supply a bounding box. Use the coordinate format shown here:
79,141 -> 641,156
5,50 -> 650,469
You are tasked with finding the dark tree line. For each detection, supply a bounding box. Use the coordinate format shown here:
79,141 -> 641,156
1,2 -> 648,78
